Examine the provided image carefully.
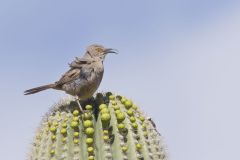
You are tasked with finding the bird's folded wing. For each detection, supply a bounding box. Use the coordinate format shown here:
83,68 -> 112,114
55,68 -> 81,86
69,57 -> 92,68
56,58 -> 94,86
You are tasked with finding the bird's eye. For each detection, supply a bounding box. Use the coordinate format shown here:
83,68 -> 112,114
95,48 -> 103,52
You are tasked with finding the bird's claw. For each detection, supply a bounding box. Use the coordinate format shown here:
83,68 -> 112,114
75,97 -> 84,113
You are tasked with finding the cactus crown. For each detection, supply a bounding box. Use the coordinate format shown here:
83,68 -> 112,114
29,92 -> 167,160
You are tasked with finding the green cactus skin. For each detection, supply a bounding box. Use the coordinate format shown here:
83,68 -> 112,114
29,92 -> 167,160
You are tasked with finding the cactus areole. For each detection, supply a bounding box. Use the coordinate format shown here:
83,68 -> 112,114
29,92 -> 167,160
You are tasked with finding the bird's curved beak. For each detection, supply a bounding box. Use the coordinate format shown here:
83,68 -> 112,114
104,48 -> 118,54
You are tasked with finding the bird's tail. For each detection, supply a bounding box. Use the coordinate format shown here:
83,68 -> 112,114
24,84 -> 55,95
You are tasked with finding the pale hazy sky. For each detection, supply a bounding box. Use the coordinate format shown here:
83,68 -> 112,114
0,1 -> 240,160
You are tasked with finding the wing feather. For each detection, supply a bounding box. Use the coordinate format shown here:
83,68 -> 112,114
55,57 -> 94,87
55,68 -> 80,87
69,57 -> 93,68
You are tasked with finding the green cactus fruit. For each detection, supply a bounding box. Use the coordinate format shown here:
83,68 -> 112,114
29,92 -> 167,160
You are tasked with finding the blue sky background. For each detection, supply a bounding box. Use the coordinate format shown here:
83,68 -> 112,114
1,0 -> 240,159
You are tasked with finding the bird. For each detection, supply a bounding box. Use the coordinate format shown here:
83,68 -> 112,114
24,44 -> 117,110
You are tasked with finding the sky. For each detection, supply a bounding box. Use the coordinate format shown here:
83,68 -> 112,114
0,0 -> 240,160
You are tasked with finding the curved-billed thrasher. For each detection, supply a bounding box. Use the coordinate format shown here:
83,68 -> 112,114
24,44 -> 117,110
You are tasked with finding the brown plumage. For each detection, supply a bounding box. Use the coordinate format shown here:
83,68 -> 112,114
24,44 -> 117,100
24,84 -> 56,95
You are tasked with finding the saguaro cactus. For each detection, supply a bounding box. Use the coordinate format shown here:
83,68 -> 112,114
29,92 -> 167,160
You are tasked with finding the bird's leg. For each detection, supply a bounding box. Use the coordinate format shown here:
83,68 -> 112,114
75,96 -> 84,113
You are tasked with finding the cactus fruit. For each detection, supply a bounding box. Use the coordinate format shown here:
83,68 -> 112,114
29,92 -> 167,160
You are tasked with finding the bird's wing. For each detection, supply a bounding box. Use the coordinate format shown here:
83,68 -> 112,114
69,57 -> 93,68
55,58 -> 94,87
55,68 -> 81,87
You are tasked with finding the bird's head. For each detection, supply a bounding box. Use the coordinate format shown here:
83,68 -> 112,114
84,44 -> 118,60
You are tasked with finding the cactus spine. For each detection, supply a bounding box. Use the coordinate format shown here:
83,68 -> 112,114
29,92 -> 167,160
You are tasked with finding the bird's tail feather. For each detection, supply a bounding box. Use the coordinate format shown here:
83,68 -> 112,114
24,84 -> 55,95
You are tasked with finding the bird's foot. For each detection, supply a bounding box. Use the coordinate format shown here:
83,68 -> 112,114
75,97 -> 94,114
75,97 -> 84,113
